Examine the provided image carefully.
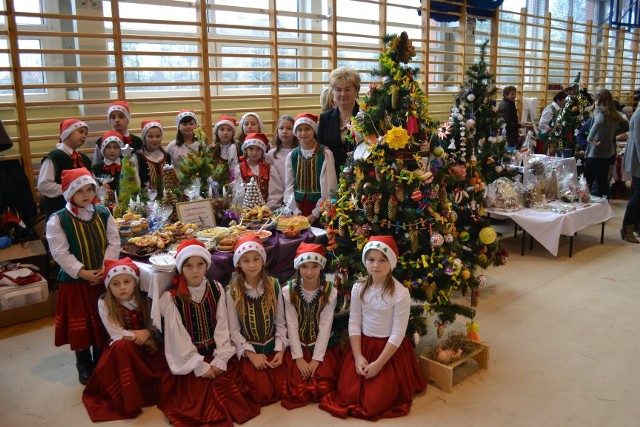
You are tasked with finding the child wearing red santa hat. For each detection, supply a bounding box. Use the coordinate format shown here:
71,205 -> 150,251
91,130 -> 126,193
266,115 -> 299,189
45,167 -> 120,385
38,119 -> 93,218
166,109 -> 199,167
226,235 -> 288,406
82,257 -> 168,421
93,101 -> 143,164
281,242 -> 341,410
131,119 -> 171,196
233,132 -> 284,209
283,112 -> 338,225
319,235 -> 426,421
157,239 -> 260,425
211,115 -> 239,174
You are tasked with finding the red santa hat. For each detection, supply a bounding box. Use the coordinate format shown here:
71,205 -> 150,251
103,257 -> 139,288
293,112 -> 319,135
61,167 -> 96,202
293,242 -> 327,270
239,112 -> 264,132
100,131 -> 126,155
175,109 -> 198,128
59,119 -> 89,143
362,235 -> 399,270
107,101 -> 131,122
241,132 -> 269,153
174,239 -> 211,274
213,115 -> 237,136
141,119 -> 164,141
233,235 -> 267,268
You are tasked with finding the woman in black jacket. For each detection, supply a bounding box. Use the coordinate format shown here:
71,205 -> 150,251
317,67 -> 361,176
498,86 -> 520,148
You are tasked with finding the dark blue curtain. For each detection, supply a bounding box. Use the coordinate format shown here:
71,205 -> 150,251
420,0 -> 504,22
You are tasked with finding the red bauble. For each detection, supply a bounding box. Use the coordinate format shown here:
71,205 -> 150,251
411,190 -> 422,202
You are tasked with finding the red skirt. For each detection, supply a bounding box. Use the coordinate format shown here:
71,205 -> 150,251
54,280 -> 107,350
318,335 -> 426,421
238,351 -> 286,406
82,339 -> 169,421
158,357 -> 260,426
281,346 -> 341,410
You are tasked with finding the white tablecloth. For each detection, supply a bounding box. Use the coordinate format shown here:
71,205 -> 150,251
487,202 -> 615,256
134,261 -> 175,329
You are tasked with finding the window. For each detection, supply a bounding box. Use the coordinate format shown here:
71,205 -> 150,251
0,39 -> 46,95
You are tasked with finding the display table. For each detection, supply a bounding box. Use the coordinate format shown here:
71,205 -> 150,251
522,154 -> 578,188
134,227 -> 325,329
487,202 -> 615,257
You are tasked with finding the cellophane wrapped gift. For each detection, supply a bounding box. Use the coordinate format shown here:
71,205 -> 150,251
486,178 -> 524,211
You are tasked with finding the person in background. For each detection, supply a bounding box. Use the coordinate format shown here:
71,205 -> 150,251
46,168 -> 120,385
226,236 -> 288,407
166,110 -> 199,167
498,86 -> 521,148
584,89 -> 623,198
538,90 -> 568,139
319,235 -> 426,420
266,115 -> 298,190
320,87 -> 336,113
318,67 -> 361,176
131,120 -> 171,196
38,119 -> 92,219
621,103 -> 640,243
281,242 -> 340,410
92,131 -> 125,193
82,257 -> 168,421
211,115 -> 239,174
92,101 -> 143,164
237,112 -> 265,151
158,239 -> 260,425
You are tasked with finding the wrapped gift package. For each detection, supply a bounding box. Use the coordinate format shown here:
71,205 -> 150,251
0,272 -> 49,310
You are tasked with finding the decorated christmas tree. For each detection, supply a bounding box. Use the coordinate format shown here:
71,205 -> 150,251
177,126 -> 230,196
545,73 -> 590,157
325,32 -> 506,341
445,41 -> 514,184
117,145 -> 142,213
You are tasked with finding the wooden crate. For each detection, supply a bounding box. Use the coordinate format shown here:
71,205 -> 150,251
419,342 -> 489,392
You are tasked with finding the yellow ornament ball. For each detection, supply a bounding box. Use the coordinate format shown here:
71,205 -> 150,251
477,254 -> 488,264
461,269 -> 471,280
479,226 -> 497,245
459,231 -> 470,242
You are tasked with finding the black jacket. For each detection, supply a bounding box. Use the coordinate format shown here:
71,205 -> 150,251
498,97 -> 520,147
317,103 -> 360,176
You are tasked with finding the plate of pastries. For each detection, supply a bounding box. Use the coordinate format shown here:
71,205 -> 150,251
276,215 -> 310,231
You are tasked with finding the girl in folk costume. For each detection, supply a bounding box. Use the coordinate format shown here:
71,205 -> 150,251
319,236 -> 426,420
283,113 -> 338,225
93,101 -> 143,164
226,236 -> 288,406
38,119 -> 92,219
131,120 -> 171,196
211,115 -> 239,174
266,115 -> 299,188
82,258 -> 168,422
234,132 -> 284,210
158,240 -> 260,426
281,242 -> 341,410
45,168 -> 120,385
166,109 -> 199,167
237,111 -> 265,152
92,131 -> 126,193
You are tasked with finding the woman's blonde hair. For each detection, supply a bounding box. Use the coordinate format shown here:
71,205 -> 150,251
595,89 -> 623,123
104,281 -> 150,329
229,266 -> 276,316
329,67 -> 361,94
320,87 -> 336,112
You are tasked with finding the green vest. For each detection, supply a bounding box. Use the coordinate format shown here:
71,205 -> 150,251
237,279 -> 281,355
291,145 -> 325,203
41,149 -> 92,218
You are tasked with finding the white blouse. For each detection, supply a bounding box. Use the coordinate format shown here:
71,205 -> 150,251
282,282 -> 337,362
232,162 -> 284,210
265,147 -> 293,190
45,203 -> 120,279
226,280 -> 288,359
99,298 -> 138,342
348,278 -> 410,348
159,279 -> 236,376
283,146 -> 338,218
129,148 -> 167,188
166,140 -> 199,167
218,142 -> 239,174
37,143 -> 78,198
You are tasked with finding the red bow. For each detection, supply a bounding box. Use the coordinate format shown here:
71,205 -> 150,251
122,135 -> 132,146
70,151 -> 83,168
171,275 -> 190,296
103,163 -> 122,176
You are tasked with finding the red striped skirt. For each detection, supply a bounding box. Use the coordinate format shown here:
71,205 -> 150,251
238,351 -> 287,407
318,335 -> 426,420
158,357 -> 260,426
54,280 -> 107,350
82,339 -> 169,421
281,345 -> 342,410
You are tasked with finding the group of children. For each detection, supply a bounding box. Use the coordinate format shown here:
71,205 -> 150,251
44,170 -> 424,423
